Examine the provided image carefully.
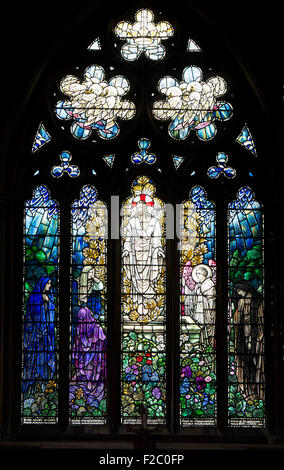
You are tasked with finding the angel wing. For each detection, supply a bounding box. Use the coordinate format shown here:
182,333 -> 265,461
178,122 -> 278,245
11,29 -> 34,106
208,259 -> 217,285
182,260 -> 196,291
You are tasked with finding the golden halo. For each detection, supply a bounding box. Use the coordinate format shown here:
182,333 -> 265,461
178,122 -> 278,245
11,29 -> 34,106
132,176 -> 156,197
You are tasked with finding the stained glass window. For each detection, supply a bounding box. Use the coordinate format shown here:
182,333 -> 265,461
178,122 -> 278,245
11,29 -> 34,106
32,123 -> 51,153
131,138 -> 157,165
187,38 -> 202,53
114,9 -> 174,61
12,1 -> 271,442
207,152 -> 236,180
55,65 -> 136,140
236,125 -> 257,156
121,176 -> 166,424
153,66 -> 233,141
228,187 -> 265,427
70,185 -> 107,424
180,186 -> 216,426
51,151 -> 80,178
22,186 -> 59,424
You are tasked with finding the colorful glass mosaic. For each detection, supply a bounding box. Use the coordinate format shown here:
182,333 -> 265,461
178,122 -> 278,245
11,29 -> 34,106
70,185 -> 107,424
236,125 -> 257,156
153,66 -> 233,141
131,138 -> 156,165
22,186 -> 59,424
172,155 -> 184,169
180,186 -> 216,426
102,154 -> 115,168
207,152 -> 236,179
228,187 -> 265,427
51,151 -> 80,178
55,65 -> 135,140
32,123 -> 51,153
121,176 -> 166,424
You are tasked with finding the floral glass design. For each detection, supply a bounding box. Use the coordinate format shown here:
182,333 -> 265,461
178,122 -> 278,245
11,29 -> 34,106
180,186 -> 216,426
55,65 -> 136,140
114,9 -> 174,61
153,66 -> 233,141
22,186 -> 59,424
121,176 -> 166,424
228,187 -> 265,427
70,185 -> 107,424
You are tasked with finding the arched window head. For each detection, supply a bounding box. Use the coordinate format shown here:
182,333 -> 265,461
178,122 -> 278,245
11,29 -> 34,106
10,1 -> 271,442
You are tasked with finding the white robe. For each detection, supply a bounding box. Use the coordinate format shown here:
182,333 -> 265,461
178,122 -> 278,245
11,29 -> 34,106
184,276 -> 216,346
122,210 -> 164,306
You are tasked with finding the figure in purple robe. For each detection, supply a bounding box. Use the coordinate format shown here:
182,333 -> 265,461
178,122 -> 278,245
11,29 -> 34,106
70,265 -> 106,409
22,276 -> 55,396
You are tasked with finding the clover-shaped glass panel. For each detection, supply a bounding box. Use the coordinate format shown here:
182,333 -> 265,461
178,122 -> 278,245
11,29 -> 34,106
55,65 -> 136,140
207,152 -> 236,179
51,151 -> 80,178
131,138 -> 156,165
153,66 -> 233,141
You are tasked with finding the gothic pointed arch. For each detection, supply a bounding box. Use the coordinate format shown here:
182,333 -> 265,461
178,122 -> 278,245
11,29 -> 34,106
1,0 -> 283,454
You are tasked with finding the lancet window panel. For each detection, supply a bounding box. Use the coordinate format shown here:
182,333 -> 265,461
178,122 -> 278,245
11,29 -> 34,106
121,176 -> 166,424
22,185 -> 60,424
70,185 -> 108,425
227,187 -> 265,428
179,186 -> 217,427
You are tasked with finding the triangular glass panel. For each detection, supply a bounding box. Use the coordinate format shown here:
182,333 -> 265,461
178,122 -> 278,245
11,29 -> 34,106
187,38 -> 201,52
236,125 -> 257,156
32,123 -> 51,153
88,38 -> 101,51
103,154 -> 115,167
172,155 -> 184,169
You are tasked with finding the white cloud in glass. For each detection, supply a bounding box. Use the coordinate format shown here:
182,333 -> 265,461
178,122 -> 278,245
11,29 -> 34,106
153,66 -> 233,141
55,65 -> 135,140
114,9 -> 174,61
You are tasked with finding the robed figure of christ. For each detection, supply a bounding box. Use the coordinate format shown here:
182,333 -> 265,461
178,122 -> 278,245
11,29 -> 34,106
122,190 -> 165,324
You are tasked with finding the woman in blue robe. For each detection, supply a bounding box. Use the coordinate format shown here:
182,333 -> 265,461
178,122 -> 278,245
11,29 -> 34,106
22,276 -> 55,397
